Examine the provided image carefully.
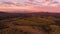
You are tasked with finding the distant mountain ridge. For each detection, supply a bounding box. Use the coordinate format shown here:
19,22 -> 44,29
0,11 -> 60,20
0,11 -> 60,16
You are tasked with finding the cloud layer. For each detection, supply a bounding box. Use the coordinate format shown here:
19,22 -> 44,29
0,0 -> 60,13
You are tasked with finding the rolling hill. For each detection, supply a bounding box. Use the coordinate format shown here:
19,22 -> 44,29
0,11 -> 60,34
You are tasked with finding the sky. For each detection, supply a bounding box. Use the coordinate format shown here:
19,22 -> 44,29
0,0 -> 60,2
0,0 -> 60,13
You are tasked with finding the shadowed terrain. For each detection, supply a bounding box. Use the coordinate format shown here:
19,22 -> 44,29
0,12 -> 60,34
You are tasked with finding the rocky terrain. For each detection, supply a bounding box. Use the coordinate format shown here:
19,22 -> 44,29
0,12 -> 60,34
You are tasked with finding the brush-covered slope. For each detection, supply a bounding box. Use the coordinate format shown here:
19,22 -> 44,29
0,12 -> 60,34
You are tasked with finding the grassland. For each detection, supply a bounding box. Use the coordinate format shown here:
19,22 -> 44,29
0,12 -> 60,34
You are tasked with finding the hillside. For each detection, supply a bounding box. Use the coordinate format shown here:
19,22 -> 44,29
0,12 -> 60,34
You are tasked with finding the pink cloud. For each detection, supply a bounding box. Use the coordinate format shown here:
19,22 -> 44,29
0,0 -> 60,13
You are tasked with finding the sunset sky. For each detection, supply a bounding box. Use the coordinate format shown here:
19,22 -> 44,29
0,0 -> 60,13
0,0 -> 60,2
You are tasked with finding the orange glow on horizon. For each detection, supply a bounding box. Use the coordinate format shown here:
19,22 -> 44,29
0,6 -> 60,13
0,0 -> 60,13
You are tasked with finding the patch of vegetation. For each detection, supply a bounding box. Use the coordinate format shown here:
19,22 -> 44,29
0,13 -> 60,34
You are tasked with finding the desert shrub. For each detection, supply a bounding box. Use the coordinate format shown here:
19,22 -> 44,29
0,14 -> 60,34
50,25 -> 60,34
